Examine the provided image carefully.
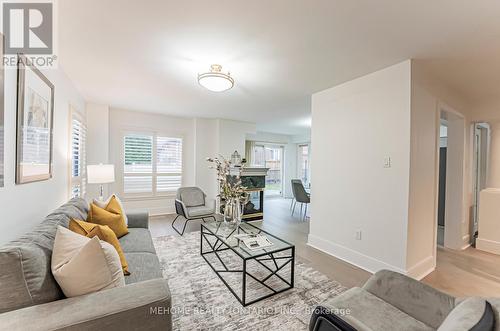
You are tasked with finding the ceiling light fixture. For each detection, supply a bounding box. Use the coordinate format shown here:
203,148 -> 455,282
198,64 -> 234,92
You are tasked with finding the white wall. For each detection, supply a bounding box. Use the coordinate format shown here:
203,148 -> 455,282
488,120 -> 500,188
194,118 -> 218,200
406,79 -> 439,277
309,61 -> 412,273
86,103 -> 110,198
218,119 -> 256,159
411,61 -> 472,257
477,189 -> 500,254
309,59 -> 472,278
95,108 -> 256,215
0,66 -> 85,244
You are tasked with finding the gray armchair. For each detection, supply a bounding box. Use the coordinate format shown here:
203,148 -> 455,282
172,187 -> 216,235
310,270 -> 498,331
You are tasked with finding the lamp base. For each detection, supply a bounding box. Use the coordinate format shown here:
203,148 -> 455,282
98,184 -> 105,201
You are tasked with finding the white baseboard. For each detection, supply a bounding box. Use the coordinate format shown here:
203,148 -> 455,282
406,255 -> 435,280
307,234 -> 406,275
476,238 -> 500,255
461,234 -> 471,250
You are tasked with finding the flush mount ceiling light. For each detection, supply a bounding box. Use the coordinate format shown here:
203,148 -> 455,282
198,64 -> 234,92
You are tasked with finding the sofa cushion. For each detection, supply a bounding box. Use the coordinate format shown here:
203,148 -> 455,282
88,203 -> 129,238
0,198 -> 89,313
49,198 -> 89,222
69,219 -> 130,275
0,243 -> 62,313
51,226 -> 125,298
119,228 -> 157,254
438,298 -> 494,331
93,194 -> 128,224
322,287 -> 434,331
124,252 -> 162,285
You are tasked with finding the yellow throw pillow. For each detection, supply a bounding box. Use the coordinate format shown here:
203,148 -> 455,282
106,195 -> 126,221
88,202 -> 129,238
69,219 -> 130,275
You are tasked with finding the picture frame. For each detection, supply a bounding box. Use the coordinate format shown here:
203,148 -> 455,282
0,35 -> 4,187
16,54 -> 55,184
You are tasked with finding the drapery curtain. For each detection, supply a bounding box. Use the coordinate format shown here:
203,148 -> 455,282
245,140 -> 255,165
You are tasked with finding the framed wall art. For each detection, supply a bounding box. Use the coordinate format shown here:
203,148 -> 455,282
16,54 -> 54,184
0,35 -> 4,187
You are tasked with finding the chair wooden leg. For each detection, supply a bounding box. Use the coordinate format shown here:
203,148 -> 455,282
290,198 -> 295,210
292,201 -> 297,215
303,204 -> 308,221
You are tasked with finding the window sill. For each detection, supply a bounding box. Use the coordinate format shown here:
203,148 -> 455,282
122,193 -> 176,202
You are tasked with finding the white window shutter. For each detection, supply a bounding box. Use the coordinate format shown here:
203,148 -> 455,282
123,133 -> 183,196
70,115 -> 87,198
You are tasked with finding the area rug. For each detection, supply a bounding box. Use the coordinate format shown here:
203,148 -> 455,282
153,232 -> 346,330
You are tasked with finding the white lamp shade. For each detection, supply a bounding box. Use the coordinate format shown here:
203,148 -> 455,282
87,164 -> 115,184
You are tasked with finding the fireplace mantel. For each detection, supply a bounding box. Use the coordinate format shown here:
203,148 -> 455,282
241,167 -> 270,177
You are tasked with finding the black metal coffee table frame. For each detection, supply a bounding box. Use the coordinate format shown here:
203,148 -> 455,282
200,222 -> 295,306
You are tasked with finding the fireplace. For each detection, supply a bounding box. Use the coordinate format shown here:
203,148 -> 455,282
240,167 -> 269,222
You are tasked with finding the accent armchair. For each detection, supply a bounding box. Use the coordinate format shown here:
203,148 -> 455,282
310,270 -> 498,331
172,187 -> 216,235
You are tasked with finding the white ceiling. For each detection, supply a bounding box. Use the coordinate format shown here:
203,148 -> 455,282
58,0 -> 500,135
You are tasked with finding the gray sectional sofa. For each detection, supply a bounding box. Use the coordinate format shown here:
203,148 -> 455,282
0,198 -> 172,331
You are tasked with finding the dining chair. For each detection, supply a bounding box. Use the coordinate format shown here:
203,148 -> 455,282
291,179 -> 310,221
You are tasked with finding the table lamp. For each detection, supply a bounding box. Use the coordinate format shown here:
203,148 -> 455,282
87,164 -> 115,201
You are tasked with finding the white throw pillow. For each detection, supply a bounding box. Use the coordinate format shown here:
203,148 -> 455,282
51,226 -> 125,298
93,194 -> 128,225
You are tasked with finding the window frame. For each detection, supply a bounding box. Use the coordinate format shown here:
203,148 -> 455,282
68,107 -> 87,198
297,143 -> 310,187
121,130 -> 183,199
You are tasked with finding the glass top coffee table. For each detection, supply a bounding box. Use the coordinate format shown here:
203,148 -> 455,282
200,221 -> 295,306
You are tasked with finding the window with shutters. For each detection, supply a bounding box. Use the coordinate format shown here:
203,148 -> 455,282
70,110 -> 87,198
123,132 -> 182,197
297,144 -> 310,187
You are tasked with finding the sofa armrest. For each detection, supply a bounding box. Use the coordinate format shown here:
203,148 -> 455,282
0,278 -> 172,331
363,270 -> 455,329
127,211 -> 149,229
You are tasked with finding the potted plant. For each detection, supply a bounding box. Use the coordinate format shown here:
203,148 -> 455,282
207,156 -> 248,224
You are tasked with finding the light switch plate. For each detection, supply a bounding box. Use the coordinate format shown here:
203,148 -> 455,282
384,157 -> 392,168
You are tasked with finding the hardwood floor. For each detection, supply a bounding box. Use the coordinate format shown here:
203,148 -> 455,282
150,197 -> 500,297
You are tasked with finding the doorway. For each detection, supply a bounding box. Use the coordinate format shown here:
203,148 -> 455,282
437,121 -> 448,246
435,107 -> 467,250
472,123 -> 490,246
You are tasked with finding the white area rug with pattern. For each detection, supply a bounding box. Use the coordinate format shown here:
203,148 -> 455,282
153,231 -> 346,331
